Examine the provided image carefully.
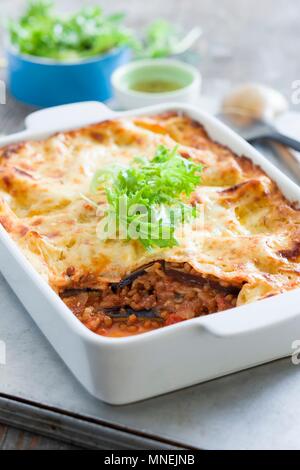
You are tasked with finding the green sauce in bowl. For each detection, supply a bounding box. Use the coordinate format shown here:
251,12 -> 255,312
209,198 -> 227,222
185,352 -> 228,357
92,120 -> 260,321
130,79 -> 184,93
112,58 -> 201,109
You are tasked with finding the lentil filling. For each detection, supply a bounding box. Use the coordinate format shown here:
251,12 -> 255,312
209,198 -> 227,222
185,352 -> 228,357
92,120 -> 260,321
61,262 -> 240,337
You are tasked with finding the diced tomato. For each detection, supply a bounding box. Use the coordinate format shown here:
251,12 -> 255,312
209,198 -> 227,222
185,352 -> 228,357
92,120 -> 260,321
165,314 -> 184,326
215,294 -> 232,311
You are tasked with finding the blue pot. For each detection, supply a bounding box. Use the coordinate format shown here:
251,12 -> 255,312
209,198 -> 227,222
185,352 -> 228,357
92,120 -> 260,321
7,46 -> 131,107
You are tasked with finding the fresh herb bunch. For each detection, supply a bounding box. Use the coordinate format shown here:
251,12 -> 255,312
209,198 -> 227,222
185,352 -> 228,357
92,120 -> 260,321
91,145 -> 203,250
141,20 -> 182,58
8,1 -> 196,61
8,0 -> 138,60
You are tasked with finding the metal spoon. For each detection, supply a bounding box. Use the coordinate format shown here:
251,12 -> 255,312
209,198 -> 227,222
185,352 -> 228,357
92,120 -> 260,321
218,111 -> 300,182
218,111 -> 300,152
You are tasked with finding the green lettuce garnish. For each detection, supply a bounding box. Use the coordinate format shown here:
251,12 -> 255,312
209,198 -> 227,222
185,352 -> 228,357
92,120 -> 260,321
91,145 -> 203,250
8,1 -> 197,61
140,20 -> 182,58
8,0 -> 138,60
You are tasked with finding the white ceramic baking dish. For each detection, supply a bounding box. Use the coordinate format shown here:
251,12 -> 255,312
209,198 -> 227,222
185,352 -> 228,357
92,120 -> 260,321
1,101 -> 300,405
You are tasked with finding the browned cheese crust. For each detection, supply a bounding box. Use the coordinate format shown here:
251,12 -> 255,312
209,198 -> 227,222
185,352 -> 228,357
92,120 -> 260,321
0,112 -> 299,335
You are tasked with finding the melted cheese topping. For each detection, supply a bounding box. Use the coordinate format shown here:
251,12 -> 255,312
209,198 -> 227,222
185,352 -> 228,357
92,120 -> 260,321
0,112 -> 300,307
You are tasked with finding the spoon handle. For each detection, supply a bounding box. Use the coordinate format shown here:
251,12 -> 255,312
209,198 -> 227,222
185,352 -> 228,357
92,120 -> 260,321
249,131 -> 300,153
269,142 -> 300,183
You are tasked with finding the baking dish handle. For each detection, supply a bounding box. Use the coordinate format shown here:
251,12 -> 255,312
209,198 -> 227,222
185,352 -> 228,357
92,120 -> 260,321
197,290 -> 300,338
25,101 -> 117,133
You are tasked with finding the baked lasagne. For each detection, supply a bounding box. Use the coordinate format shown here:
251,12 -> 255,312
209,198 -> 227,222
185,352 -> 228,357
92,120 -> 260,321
0,112 -> 299,337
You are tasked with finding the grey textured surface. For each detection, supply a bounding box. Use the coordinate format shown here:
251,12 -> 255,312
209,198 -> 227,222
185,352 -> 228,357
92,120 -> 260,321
0,423 -> 80,450
2,272 -> 300,450
0,0 -> 300,451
